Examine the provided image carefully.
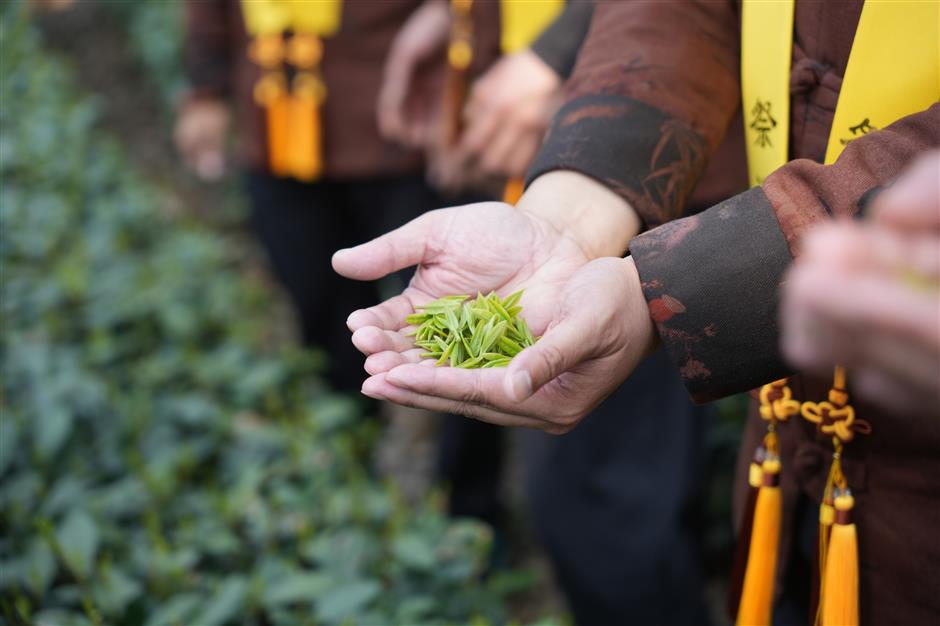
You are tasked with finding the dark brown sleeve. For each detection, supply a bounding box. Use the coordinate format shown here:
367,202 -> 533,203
630,104 -> 940,403
184,0 -> 237,101
527,0 -> 741,227
529,0 -> 593,79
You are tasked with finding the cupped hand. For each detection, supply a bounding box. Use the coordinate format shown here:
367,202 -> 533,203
352,256 -> 658,433
332,200 -> 591,343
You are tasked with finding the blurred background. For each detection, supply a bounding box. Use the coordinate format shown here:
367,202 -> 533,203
0,1 -> 748,624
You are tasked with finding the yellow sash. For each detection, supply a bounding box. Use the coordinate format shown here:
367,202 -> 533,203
499,0 -> 564,203
500,0 -> 564,54
742,0 -> 939,184
738,4 -> 939,625
241,0 -> 342,181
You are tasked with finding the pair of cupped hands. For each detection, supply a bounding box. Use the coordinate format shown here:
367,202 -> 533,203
332,172 -> 656,434
335,153 -> 940,428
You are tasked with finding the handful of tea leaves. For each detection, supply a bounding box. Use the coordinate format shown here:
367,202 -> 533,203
406,291 -> 537,368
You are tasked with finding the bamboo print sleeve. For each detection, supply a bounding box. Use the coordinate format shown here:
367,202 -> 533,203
630,105 -> 940,403
526,0 -> 742,227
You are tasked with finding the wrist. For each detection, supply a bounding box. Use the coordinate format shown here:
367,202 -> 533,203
516,171 -> 641,259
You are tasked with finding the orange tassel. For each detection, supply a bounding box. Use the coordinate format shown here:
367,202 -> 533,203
253,71 -> 292,177
736,455 -> 782,626
503,177 -> 525,204
821,491 -> 859,626
287,72 -> 324,181
728,447 -> 765,622
266,91 -> 292,177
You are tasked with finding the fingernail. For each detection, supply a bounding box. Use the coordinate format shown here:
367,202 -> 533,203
509,370 -> 532,402
361,380 -> 383,400
385,369 -> 409,388
346,310 -> 364,331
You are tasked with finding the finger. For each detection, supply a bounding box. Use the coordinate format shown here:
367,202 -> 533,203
478,125 -> 523,175
801,224 -> 940,278
383,362 -> 566,421
378,46 -> 417,141
458,101 -> 502,160
364,349 -> 425,375
505,318 -> 594,401
807,272 -> 940,348
346,293 -> 423,332
504,133 -> 541,179
332,211 -> 439,281
782,267 -> 940,386
361,373 -> 553,430
871,151 -> 940,231
352,325 -> 416,355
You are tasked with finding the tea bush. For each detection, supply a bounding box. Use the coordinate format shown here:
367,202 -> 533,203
0,9 -> 519,625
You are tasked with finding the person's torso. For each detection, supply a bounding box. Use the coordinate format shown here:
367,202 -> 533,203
230,0 -> 500,180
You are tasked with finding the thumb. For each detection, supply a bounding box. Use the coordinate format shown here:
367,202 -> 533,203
504,316 -> 594,401
332,210 -> 437,281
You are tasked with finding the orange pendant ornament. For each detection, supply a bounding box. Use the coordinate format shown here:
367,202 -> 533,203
733,379 -> 800,625
242,0 -> 340,181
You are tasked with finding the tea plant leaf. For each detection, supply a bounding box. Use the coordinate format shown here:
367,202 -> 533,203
408,292 -> 536,368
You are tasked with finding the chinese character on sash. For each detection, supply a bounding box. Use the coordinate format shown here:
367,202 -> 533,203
750,99 -> 777,148
839,117 -> 877,146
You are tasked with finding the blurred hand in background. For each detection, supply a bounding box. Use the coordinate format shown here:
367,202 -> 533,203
428,49 -> 563,193
174,98 -> 230,181
459,49 -> 561,178
781,151 -> 940,417
377,0 -> 451,150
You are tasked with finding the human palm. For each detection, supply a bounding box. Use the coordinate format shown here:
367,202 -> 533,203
332,201 -> 591,372
355,256 -> 658,433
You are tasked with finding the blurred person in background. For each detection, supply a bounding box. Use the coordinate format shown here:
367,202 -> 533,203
781,151 -> 940,420
336,1 -> 939,624
377,2 -> 749,623
174,0 -> 499,396
175,0 -> 513,541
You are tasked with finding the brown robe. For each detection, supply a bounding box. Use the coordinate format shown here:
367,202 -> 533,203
527,1 -> 940,624
182,0 -> 501,179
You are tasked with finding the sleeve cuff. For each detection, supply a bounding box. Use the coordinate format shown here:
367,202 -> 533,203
526,94 -> 708,228
629,187 -> 794,403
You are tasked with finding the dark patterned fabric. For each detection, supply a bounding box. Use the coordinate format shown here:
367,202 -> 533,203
526,0 -> 742,226
529,95 -> 709,227
630,187 -> 793,403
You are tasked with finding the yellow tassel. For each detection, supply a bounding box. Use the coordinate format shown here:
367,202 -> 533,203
736,456 -> 782,626
287,72 -> 324,181
727,449 -> 765,622
821,491 -> 859,626
503,177 -> 525,204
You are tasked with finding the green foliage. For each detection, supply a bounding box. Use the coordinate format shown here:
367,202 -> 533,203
0,11 -> 515,625
102,0 -> 185,109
